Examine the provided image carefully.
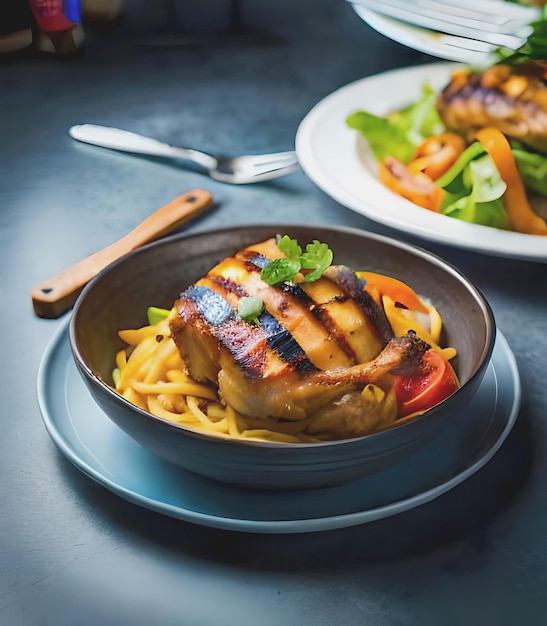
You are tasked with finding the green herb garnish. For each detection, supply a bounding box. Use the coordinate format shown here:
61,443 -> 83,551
260,235 -> 333,285
147,306 -> 170,325
238,295 -> 264,325
300,240 -> 333,281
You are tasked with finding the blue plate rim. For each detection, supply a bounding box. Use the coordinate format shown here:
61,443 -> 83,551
37,317 -> 521,534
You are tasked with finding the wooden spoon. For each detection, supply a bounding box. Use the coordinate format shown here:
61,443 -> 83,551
31,188 -> 214,319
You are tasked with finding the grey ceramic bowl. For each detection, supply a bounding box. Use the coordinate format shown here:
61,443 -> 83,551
70,225 -> 495,490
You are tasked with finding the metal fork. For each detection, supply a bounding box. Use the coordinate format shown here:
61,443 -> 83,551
348,0 -> 540,50
355,7 -> 498,64
69,124 -> 299,184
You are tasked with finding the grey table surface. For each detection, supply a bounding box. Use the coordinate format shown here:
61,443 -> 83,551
2,1 -> 546,624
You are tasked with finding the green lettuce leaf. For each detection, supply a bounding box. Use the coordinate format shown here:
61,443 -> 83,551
513,147 -> 547,196
435,141 -> 486,192
345,82 -> 444,163
440,154 -> 511,229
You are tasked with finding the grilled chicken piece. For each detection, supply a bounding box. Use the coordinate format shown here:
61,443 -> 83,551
437,62 -> 547,154
169,238 -> 430,431
215,331 -> 428,423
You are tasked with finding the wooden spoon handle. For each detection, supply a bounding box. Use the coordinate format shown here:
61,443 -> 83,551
31,188 -> 213,319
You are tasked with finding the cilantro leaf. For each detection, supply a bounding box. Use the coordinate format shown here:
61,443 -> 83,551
260,257 -> 301,285
260,236 -> 333,285
276,235 -> 302,262
300,240 -> 334,282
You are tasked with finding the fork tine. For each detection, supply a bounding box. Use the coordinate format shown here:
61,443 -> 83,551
353,0 -> 539,30
231,153 -> 298,172
356,7 -> 499,64
212,161 -> 300,184
252,162 -> 300,178
239,151 -> 298,167
348,0 -> 538,49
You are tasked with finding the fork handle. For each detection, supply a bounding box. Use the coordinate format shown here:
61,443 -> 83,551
69,124 -> 218,171
31,189 -> 213,319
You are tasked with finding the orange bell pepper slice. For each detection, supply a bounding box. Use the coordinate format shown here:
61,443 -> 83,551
378,156 -> 444,213
475,127 -> 547,236
408,132 -> 466,181
357,271 -> 428,313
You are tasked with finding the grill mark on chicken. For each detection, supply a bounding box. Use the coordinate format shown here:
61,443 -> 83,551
209,275 -> 248,298
222,249 -> 368,362
324,266 -> 394,345
195,274 -> 320,372
258,312 -> 318,374
205,254 -> 354,369
237,247 -> 392,364
212,317 -> 268,377
196,275 -> 248,311
171,287 -> 312,380
186,285 -> 314,372
184,285 -> 234,326
241,250 -> 270,269
169,238 -> 435,425
216,329 -> 431,422
237,259 -> 363,362
189,241 -> 393,368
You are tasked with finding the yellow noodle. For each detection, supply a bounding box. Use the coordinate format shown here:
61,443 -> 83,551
122,386 -> 148,411
207,403 -> 226,419
225,405 -> 241,438
150,394 -> 229,435
118,320 -> 168,346
207,417 -> 229,433
132,380 -> 218,400
165,369 -> 192,383
424,300 -> 443,345
382,295 -> 457,360
115,349 -> 127,372
143,338 -> 178,384
118,336 -> 160,388
147,396 -> 197,424
240,429 -> 319,443
186,395 -> 220,428
165,352 -> 185,370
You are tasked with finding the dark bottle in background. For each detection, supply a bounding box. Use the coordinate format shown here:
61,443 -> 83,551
0,0 -> 33,55
28,0 -> 85,55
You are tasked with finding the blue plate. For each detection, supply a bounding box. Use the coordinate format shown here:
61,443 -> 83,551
37,319 -> 520,534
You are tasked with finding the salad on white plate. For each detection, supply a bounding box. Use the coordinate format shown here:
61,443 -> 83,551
296,8 -> 547,260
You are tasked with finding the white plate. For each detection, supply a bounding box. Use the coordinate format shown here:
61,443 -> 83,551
353,6 -> 496,65
37,318 -> 520,534
295,62 -> 547,263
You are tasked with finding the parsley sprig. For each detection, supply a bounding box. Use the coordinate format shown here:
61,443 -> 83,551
260,235 -> 333,285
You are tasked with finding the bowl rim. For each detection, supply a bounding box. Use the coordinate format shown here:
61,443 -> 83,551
69,223 -> 496,450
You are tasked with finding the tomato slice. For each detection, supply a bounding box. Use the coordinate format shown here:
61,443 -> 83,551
393,350 -> 459,416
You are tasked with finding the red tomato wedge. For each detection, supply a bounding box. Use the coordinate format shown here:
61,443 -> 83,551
393,350 -> 459,416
